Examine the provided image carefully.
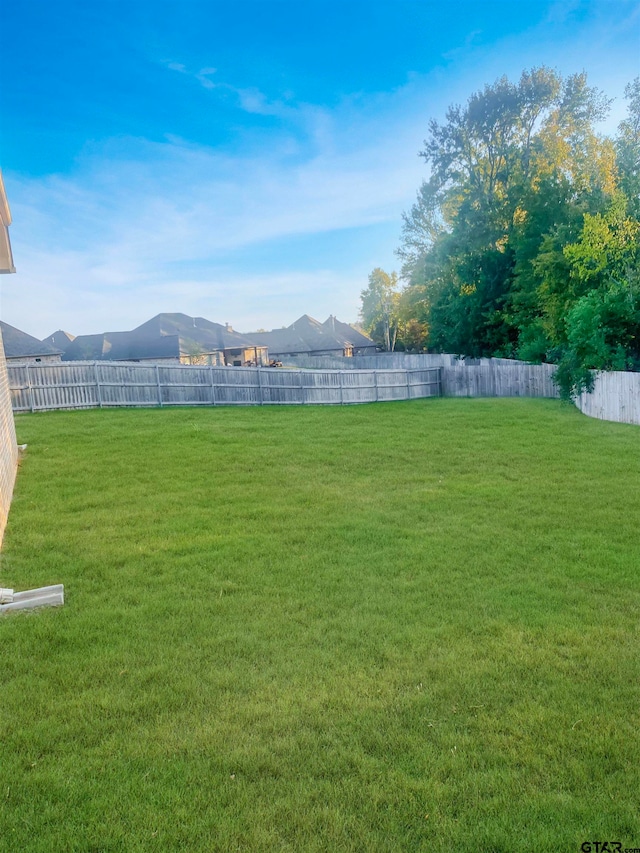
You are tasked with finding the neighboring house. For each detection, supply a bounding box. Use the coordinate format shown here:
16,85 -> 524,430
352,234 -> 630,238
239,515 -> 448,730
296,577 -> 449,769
248,314 -> 378,360
0,321 -> 63,363
132,314 -> 269,366
42,330 -> 75,354
62,313 -> 269,366
62,330 -> 192,363
322,315 -> 379,355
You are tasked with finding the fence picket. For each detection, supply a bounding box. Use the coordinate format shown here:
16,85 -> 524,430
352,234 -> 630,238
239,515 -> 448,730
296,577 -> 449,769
257,366 -> 264,405
94,362 -> 103,408
26,364 -> 34,413
209,365 -> 216,406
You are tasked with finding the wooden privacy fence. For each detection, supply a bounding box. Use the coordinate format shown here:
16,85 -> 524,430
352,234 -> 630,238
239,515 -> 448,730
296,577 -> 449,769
293,354 -> 640,425
576,370 -> 640,426
8,359 -> 640,425
291,353 -> 459,370
441,361 -> 558,398
292,355 -> 559,399
7,362 -> 442,412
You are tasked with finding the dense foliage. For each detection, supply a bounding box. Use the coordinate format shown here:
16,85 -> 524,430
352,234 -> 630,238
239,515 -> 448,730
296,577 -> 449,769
361,70 -> 640,398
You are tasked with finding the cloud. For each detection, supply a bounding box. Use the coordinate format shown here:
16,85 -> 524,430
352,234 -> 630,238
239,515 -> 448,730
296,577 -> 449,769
4,6 -> 638,339
194,66 -> 217,89
2,82 -> 427,337
441,29 -> 484,62
0,234 -> 366,337
165,60 -> 294,117
543,0 -> 584,25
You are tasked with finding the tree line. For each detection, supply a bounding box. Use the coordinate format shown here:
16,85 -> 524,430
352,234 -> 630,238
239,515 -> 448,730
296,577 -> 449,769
359,69 -> 640,398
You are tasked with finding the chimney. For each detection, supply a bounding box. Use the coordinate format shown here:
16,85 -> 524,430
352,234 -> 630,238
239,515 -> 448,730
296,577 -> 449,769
225,322 -> 233,332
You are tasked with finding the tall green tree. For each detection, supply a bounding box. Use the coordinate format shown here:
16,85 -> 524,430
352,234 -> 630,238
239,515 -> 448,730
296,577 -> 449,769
398,67 -> 640,386
616,78 -> 640,218
553,193 -> 640,398
359,268 -> 401,351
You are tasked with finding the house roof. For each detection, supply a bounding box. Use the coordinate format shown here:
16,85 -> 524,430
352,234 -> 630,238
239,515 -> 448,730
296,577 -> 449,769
0,321 -> 62,358
132,313 -> 261,350
42,330 -> 76,352
60,334 -> 109,360
247,314 -> 376,355
61,313 -> 269,362
322,316 -> 377,349
62,331 -> 185,361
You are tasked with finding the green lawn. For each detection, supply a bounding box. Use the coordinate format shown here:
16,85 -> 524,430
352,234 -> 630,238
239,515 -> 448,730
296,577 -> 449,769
1,398 -> 638,852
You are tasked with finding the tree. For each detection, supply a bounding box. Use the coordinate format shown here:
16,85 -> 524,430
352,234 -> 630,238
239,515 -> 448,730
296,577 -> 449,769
553,194 -> 640,398
392,68 -> 640,400
359,268 -> 401,351
616,78 -> 640,218
554,276 -> 640,399
397,67 -> 626,368
396,287 -> 429,351
399,69 -> 573,353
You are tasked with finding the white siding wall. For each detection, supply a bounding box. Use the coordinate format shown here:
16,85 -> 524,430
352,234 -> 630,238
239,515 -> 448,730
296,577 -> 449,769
0,329 -> 18,547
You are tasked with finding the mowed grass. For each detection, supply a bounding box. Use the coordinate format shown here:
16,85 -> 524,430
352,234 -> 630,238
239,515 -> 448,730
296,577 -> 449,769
0,398 -> 639,852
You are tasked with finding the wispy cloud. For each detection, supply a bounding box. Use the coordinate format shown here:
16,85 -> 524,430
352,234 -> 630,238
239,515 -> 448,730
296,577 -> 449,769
164,60 -> 294,117
194,66 -> 217,89
441,29 -> 484,62
4,3 -> 637,339
2,82 -> 427,336
543,0 -> 584,25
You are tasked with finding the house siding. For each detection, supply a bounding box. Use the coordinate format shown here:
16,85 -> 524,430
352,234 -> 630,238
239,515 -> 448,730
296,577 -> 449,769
6,353 -> 62,365
0,329 -> 18,547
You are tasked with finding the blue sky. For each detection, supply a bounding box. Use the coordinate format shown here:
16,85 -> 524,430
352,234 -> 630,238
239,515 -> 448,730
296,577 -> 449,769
1,0 -> 639,338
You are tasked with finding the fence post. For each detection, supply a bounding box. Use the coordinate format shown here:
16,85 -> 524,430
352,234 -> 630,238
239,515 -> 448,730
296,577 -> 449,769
299,370 -> 306,404
155,364 -> 163,407
339,371 -> 344,405
374,370 -> 379,402
94,362 -> 103,408
257,366 -> 264,405
26,364 -> 34,413
209,365 -> 216,406
406,369 -> 411,400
